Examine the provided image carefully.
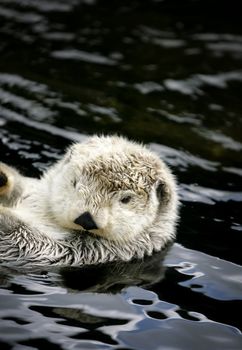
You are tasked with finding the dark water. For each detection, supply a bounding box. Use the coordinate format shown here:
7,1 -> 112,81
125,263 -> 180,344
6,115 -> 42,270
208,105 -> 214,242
0,0 -> 242,349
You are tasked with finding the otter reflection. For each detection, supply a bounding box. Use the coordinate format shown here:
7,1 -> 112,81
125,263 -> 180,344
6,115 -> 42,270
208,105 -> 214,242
0,245 -> 171,293
0,247 -> 171,331
58,245 -> 170,294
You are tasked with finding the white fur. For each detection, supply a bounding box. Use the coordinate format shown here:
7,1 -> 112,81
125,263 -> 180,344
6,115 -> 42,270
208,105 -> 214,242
0,135 -> 179,265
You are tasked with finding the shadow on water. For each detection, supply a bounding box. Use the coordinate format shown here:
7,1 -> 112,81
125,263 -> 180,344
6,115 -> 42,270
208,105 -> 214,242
0,250 -> 169,349
0,0 -> 242,349
0,247 -> 169,294
0,244 -> 242,349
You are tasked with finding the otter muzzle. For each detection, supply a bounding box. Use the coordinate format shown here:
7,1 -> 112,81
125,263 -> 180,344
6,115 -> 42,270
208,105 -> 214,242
74,212 -> 98,230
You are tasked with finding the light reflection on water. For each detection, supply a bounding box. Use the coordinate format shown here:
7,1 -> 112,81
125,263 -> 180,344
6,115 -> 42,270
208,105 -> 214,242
0,245 -> 242,349
0,0 -> 242,349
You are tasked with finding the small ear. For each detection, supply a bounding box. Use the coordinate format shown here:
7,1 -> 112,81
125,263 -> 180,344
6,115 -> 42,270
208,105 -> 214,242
155,180 -> 170,204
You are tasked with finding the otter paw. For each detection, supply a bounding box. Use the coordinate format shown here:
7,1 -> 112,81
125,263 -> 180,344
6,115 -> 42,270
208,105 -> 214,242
0,171 -> 8,186
0,171 -> 8,192
0,167 -> 12,196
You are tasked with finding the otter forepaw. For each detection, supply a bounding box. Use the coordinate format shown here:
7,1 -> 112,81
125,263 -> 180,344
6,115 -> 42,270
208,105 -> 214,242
0,163 -> 23,207
0,165 -> 12,196
0,170 -> 8,187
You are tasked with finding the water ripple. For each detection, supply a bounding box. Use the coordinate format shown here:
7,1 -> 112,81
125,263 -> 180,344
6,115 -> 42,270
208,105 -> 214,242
0,106 -> 85,142
180,184 -> 242,205
0,0 -> 80,13
164,71 -> 242,96
193,32 -> 242,58
51,49 -> 117,66
150,143 -> 219,171
0,5 -> 43,24
136,25 -> 186,49
195,129 -> 242,151
166,244 -> 242,301
0,73 -> 50,94
0,87 -> 56,122
1,244 -> 242,349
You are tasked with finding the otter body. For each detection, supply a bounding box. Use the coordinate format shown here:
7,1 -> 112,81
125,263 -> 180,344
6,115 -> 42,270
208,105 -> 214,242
0,135 -> 178,266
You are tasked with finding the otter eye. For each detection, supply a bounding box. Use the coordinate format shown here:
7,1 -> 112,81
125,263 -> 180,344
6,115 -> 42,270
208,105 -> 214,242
72,179 -> 77,188
120,195 -> 132,204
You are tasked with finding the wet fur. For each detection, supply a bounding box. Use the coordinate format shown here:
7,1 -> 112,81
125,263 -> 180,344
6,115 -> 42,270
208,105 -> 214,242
0,135 -> 178,266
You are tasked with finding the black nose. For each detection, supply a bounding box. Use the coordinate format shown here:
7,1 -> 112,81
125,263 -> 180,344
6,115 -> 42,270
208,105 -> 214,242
74,211 -> 98,230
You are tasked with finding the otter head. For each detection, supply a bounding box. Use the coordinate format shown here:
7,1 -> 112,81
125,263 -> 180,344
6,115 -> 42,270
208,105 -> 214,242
46,135 -> 178,243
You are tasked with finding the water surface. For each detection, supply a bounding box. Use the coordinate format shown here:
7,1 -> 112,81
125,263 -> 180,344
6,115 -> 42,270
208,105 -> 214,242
0,0 -> 242,349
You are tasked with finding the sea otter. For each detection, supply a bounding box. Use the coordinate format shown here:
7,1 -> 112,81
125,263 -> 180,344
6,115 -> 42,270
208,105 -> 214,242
0,135 -> 178,266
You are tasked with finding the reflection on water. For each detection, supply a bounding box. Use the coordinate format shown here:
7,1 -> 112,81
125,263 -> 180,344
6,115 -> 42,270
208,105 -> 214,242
0,0 -> 242,349
0,245 -> 242,349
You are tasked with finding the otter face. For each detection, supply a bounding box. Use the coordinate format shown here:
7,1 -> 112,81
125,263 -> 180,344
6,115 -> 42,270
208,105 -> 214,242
46,136 -> 177,242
